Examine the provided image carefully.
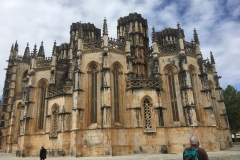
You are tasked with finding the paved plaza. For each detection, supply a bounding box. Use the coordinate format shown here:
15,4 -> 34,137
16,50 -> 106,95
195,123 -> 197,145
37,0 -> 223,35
0,145 -> 239,160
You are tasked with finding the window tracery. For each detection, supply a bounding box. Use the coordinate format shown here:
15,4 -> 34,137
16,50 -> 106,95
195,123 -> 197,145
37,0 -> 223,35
91,67 -> 97,123
51,104 -> 58,137
143,98 -> 152,130
38,80 -> 47,130
113,68 -> 120,122
168,71 -> 179,121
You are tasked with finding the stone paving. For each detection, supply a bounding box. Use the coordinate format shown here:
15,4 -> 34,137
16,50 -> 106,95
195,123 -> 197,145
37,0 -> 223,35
0,145 -> 239,160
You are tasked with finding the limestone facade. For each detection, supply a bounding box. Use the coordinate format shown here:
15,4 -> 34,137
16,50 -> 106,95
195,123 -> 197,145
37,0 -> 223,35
0,13 -> 232,157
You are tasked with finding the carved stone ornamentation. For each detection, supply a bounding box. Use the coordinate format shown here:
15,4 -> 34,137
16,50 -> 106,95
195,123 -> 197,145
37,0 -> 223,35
1,12 -> 232,157
199,74 -> 210,90
125,75 -> 163,91
184,41 -> 196,54
159,42 -> 179,53
36,57 -> 52,68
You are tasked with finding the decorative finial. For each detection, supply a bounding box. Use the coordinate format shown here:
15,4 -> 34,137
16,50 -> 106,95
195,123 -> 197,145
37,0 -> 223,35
210,51 -> 215,64
177,22 -> 180,29
14,40 -> 18,51
152,26 -> 157,42
152,26 -> 155,33
11,44 -> 14,52
193,28 -> 199,44
177,22 -> 182,38
52,41 -> 57,55
37,41 -> 45,57
23,42 -> 30,59
103,17 -> 108,35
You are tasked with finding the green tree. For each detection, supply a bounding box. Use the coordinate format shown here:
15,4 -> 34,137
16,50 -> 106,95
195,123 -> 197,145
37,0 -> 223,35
223,85 -> 240,142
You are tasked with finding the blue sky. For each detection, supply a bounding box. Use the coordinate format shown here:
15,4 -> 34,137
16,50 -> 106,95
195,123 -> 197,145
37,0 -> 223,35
0,0 -> 240,100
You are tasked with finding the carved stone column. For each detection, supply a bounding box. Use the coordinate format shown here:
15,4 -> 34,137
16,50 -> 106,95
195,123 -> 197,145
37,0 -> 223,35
179,70 -> 198,126
101,52 -> 111,128
199,73 -> 216,126
72,56 -> 84,130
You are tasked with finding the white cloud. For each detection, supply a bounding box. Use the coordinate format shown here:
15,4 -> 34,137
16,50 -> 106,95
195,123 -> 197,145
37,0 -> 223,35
0,0 -> 240,99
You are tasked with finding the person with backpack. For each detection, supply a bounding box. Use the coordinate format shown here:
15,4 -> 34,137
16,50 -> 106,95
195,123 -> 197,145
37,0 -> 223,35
183,135 -> 209,160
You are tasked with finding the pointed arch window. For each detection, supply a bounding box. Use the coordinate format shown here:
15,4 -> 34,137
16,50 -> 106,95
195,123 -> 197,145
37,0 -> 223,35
143,98 -> 152,130
113,68 -> 120,122
91,67 -> 97,123
38,83 -> 47,130
168,71 -> 179,121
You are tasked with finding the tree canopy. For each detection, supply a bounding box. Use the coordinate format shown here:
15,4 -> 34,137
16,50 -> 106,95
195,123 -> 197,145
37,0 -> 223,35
223,85 -> 240,141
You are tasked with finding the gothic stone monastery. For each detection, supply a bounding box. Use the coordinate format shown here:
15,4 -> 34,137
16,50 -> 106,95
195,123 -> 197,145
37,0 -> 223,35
0,13 -> 232,157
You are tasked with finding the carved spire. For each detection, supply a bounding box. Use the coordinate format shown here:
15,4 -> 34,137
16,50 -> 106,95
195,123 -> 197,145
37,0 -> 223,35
103,17 -> 108,35
9,44 -> 14,59
37,41 -> 45,57
14,40 -> 18,52
193,28 -> 199,44
52,40 -> 57,56
23,43 -> 30,59
210,51 -> 215,64
177,22 -> 183,38
33,43 -> 37,57
10,44 -> 14,52
152,26 -> 157,42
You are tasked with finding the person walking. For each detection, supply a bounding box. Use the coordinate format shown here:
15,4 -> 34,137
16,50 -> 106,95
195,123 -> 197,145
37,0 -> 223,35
40,146 -> 47,160
183,135 -> 209,160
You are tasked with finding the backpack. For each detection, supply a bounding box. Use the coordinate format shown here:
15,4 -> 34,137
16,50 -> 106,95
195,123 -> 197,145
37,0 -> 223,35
183,147 -> 199,160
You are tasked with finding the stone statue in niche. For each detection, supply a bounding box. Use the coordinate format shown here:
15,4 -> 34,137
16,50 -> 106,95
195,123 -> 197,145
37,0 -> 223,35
189,107 -> 197,126
102,51 -> 108,68
126,56 -> 133,72
185,108 -> 192,125
206,91 -> 210,102
187,90 -> 194,105
185,107 -> 195,126
210,109 -> 216,126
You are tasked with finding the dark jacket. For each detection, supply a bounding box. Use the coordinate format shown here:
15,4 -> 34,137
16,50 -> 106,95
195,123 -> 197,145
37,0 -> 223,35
183,146 -> 209,160
40,147 -> 47,159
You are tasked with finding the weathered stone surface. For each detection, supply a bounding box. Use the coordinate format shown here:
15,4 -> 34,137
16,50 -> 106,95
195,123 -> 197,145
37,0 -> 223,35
0,13 -> 231,157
